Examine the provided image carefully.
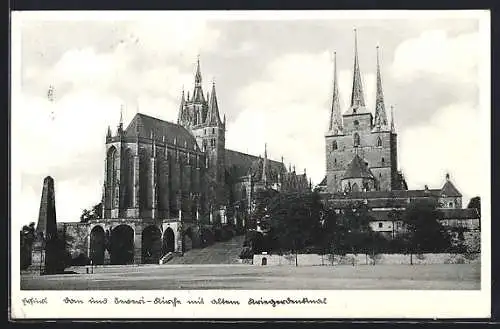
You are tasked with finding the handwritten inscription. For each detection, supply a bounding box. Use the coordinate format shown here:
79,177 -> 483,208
24,296 -> 328,308
21,297 -> 47,306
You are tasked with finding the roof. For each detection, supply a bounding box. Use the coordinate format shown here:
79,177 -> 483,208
225,149 -> 285,179
440,180 -> 462,197
125,113 -> 199,150
343,154 -> 375,179
441,208 -> 479,219
318,176 -> 327,186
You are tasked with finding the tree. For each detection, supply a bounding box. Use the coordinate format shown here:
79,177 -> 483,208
20,222 -> 36,270
80,202 -> 102,223
467,196 -> 481,217
403,200 -> 451,253
267,191 -> 322,259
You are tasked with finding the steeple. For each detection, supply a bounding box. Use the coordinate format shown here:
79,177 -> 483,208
106,125 -> 111,138
177,88 -> 185,124
117,105 -> 124,135
390,105 -> 396,133
191,55 -> 205,103
262,143 -> 268,185
373,46 -> 389,131
205,80 -> 222,126
350,28 -> 366,114
328,51 -> 343,135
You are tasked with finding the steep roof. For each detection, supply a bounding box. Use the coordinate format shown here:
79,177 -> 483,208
440,180 -> 462,197
343,154 -> 375,179
125,113 -> 199,150
225,149 -> 284,180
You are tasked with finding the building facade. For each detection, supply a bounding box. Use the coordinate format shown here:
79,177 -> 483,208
86,58 -> 311,265
317,31 -> 480,249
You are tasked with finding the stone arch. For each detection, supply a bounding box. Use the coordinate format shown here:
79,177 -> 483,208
123,148 -> 134,208
89,225 -> 105,265
142,225 -> 162,264
262,257 -> 267,266
353,133 -> 360,147
110,224 -> 134,265
162,227 -> 175,255
106,146 -> 118,209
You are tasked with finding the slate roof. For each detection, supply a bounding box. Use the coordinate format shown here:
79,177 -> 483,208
440,180 -> 462,197
225,149 -> 285,180
125,113 -> 199,150
343,154 -> 375,179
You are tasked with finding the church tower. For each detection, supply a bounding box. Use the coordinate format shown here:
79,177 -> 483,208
178,57 -> 226,212
325,29 -> 399,193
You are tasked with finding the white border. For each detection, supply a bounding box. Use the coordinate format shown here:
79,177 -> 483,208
10,10 -> 491,319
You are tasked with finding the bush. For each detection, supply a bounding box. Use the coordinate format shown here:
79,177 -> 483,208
72,253 -> 90,266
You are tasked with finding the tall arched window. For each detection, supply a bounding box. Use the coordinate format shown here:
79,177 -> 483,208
106,146 -> 118,209
332,140 -> 338,151
377,137 -> 382,147
353,133 -> 360,147
123,148 -> 134,208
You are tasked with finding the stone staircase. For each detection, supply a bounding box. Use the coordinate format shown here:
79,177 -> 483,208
166,234 -> 245,264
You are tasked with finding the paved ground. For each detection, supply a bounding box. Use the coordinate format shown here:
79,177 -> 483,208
168,235 -> 245,264
21,263 -> 480,290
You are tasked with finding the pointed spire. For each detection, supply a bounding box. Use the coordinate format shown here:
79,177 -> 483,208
206,80 -> 222,126
328,51 -> 343,135
195,54 -> 202,86
350,28 -> 366,113
262,143 -> 268,185
177,88 -> 186,124
106,125 -> 112,138
373,45 -> 389,131
117,104 -> 124,135
390,105 -> 396,133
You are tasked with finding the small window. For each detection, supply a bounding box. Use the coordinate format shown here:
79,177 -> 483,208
334,158 -> 337,165
353,133 -> 360,147
449,202 -> 453,208
377,137 -> 382,147
212,128 -> 215,134
332,140 -> 338,151
381,157 -> 385,164
378,222 -> 383,228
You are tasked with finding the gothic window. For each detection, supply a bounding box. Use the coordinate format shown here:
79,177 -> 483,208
353,133 -> 360,147
123,148 -> 134,208
377,137 -> 382,147
106,146 -> 118,209
332,140 -> 338,151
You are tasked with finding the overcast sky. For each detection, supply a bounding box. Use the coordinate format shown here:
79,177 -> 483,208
11,11 -> 489,227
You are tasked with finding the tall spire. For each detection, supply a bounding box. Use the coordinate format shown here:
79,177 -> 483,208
390,105 -> 396,133
205,80 -> 222,126
262,143 -> 268,185
350,28 -> 366,113
177,88 -> 185,124
191,55 -> 205,103
195,54 -> 202,86
373,45 -> 389,131
117,104 -> 124,135
328,51 -> 343,135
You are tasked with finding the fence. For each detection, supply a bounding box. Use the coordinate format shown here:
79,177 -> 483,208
252,252 -> 480,266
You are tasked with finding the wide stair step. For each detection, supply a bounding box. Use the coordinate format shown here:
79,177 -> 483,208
167,235 -> 245,264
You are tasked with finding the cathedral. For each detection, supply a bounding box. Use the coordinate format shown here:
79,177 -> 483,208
316,30 -> 480,243
85,58 -> 310,265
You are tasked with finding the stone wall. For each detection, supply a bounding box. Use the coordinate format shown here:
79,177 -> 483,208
253,253 -> 481,266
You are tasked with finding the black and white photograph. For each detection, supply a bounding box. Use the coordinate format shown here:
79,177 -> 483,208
11,10 -> 490,319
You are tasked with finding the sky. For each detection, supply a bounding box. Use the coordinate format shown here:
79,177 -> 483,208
11,11 -> 489,228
